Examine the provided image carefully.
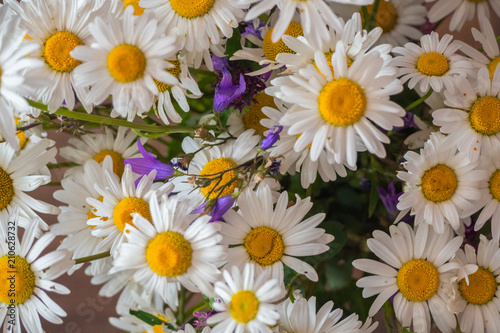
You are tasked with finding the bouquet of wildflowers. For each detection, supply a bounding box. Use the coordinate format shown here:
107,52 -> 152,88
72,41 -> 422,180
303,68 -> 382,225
1,0 -> 500,332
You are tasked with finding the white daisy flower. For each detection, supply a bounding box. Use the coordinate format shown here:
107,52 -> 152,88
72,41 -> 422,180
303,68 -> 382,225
221,185 -> 333,282
207,263 -> 283,333
240,0 -> 372,49
5,0 -> 109,113
59,126 -> 141,178
444,235 -> 500,333
86,164 -> 173,255
397,133 -> 486,233
139,0 -> 245,68
433,67 -> 500,161
392,32 -> 473,93
278,293 -> 378,333
71,6 -> 180,120
456,16 -> 500,79
0,208 -> 74,333
427,0 -> 500,31
111,193 -> 225,309
270,41 -> 404,166
0,140 -> 59,232
353,222 -> 463,333
51,157 -> 114,275
0,5 -> 42,150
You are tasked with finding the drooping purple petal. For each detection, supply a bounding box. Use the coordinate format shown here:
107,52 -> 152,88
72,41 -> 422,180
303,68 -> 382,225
124,140 -> 175,181
210,195 -> 235,222
260,125 -> 283,150
214,71 -> 246,112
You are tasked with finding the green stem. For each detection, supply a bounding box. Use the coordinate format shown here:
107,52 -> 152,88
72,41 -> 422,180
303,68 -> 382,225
365,0 -> 381,31
177,287 -> 186,326
185,299 -> 210,318
383,301 -> 394,333
361,6 -> 370,23
28,99 -> 198,134
74,251 -> 110,264
47,162 -> 79,169
405,88 -> 433,111
46,182 -> 61,186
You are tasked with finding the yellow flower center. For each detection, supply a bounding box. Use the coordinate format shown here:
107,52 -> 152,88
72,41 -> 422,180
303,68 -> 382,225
170,0 -> 216,18
262,22 -> 303,62
318,78 -> 366,127
363,1 -> 398,33
421,164 -> 457,202
154,60 -> 181,93
0,168 -> 14,211
146,231 -> 192,277
469,96 -> 500,135
459,267 -> 498,305
122,0 -> 145,15
488,56 -> 500,80
416,52 -> 449,76
14,118 -> 28,149
230,291 -> 260,323
93,150 -> 125,178
242,92 -> 275,138
244,226 -> 284,266
0,255 -> 35,305
88,196 -> 108,229
200,157 -> 238,200
397,259 -> 439,302
489,170 -> 500,201
107,44 -> 146,83
113,197 -> 152,232
43,31 -> 83,73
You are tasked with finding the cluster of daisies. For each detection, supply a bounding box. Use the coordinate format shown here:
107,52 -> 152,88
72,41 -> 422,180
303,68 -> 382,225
2,0 -> 500,332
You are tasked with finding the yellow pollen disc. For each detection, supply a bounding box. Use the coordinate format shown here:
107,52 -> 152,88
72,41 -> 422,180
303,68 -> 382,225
154,60 -> 181,93
107,44 -> 146,83
244,226 -> 284,266
200,158 -> 238,200
488,56 -> 500,80
262,22 -> 303,62
113,197 -> 152,232
0,168 -> 14,211
363,1 -> 398,33
421,164 -> 457,203
230,291 -> 260,323
93,150 -> 125,178
0,255 -> 35,305
170,0 -> 216,18
122,0 -> 145,15
489,170 -> 500,201
146,231 -> 192,277
459,267 -> 498,305
416,52 -> 449,77
469,96 -> 500,135
14,118 -> 28,149
43,31 -> 83,73
397,259 -> 439,302
318,78 -> 366,127
242,92 -> 275,138
88,196 -> 108,229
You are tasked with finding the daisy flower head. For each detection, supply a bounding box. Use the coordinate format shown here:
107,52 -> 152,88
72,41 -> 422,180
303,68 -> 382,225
444,235 -> 500,333
59,126 -> 141,178
139,0 -> 245,67
70,6 -> 180,120
272,41 -> 405,166
51,156 -> 114,275
0,208 -> 74,333
221,184 -> 334,282
207,263 -> 283,333
86,163 -> 174,256
0,5 -> 43,151
392,32 -> 473,93
353,222 -> 463,333
279,293 -> 378,333
110,193 -> 225,309
433,67 -> 500,161
397,132 -> 486,233
427,0 -> 500,31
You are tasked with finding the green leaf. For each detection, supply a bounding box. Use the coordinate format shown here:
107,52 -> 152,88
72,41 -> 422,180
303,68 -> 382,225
129,309 -> 176,330
368,172 -> 379,217
225,28 -> 242,59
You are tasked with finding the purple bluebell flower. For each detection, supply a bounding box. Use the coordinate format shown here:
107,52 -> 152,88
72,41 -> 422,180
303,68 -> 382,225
394,111 -> 418,132
191,194 -> 235,222
269,159 -> 281,176
377,182 -> 402,220
193,310 -> 217,328
124,140 -> 175,181
260,125 -> 283,150
214,69 -> 246,112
